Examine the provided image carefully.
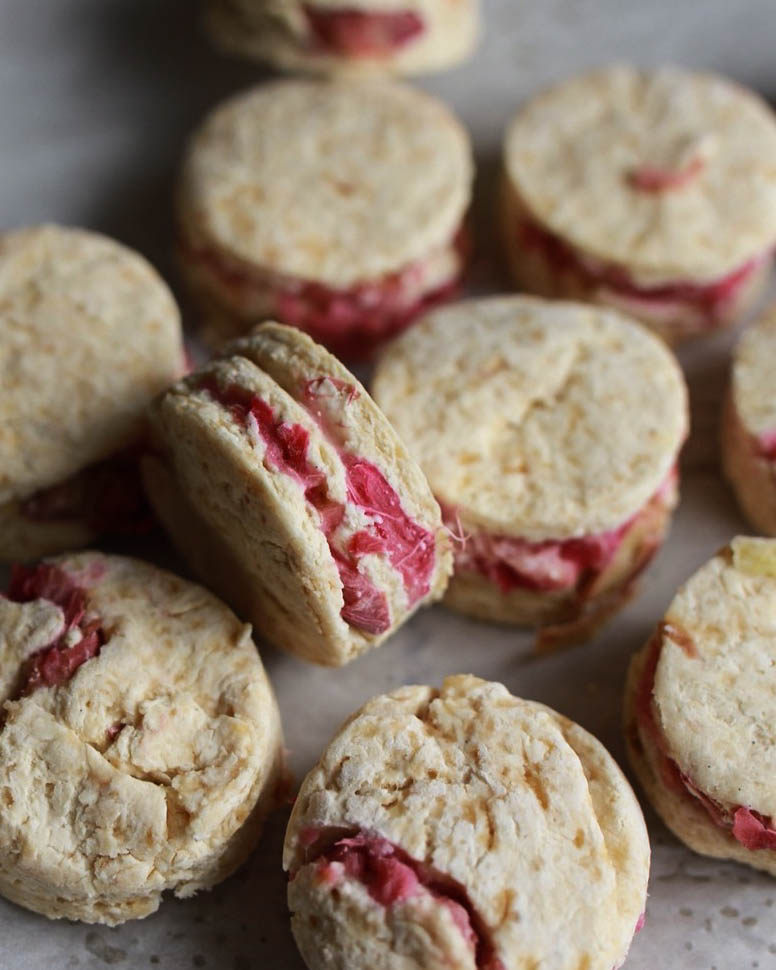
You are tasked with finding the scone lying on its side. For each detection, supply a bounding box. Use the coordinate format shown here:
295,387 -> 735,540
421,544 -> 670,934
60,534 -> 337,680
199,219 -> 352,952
723,304 -> 776,535
0,224 -> 186,562
0,552 -> 286,925
373,296 -> 688,648
143,322 -> 452,667
204,0 -> 480,77
284,675 -> 650,970
626,537 -> 776,875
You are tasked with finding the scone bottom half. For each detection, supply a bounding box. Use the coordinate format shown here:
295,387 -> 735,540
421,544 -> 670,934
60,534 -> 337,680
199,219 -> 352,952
284,675 -> 650,970
143,322 -> 452,667
626,537 -> 776,875
0,552 -> 287,924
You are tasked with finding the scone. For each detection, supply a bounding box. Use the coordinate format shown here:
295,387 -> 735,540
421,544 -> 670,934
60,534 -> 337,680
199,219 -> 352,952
372,296 -> 688,646
625,537 -> 776,875
204,0 -> 479,76
176,79 -> 472,357
0,551 -> 286,924
284,675 -> 650,970
722,304 -> 776,534
142,322 -> 452,667
502,66 -> 776,343
0,224 -> 185,562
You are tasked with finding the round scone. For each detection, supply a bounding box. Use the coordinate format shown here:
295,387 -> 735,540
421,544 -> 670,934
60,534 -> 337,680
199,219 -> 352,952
0,551 -> 286,924
372,296 -> 688,646
625,536 -> 776,875
284,674 -> 650,970
142,322 -> 452,667
502,66 -> 776,343
204,0 -> 479,76
0,224 -> 185,562
176,79 -> 472,357
722,304 -> 776,534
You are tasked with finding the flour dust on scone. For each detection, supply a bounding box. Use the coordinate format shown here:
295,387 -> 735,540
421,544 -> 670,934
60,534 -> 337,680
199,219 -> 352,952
0,551 -> 286,924
723,304 -> 776,535
372,296 -> 688,641
502,66 -> 776,341
284,675 -> 650,970
143,322 -> 452,666
204,0 -> 480,77
626,537 -> 776,874
176,80 -> 473,356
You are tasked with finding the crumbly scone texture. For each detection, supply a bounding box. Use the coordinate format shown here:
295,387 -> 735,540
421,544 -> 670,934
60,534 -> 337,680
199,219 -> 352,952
444,478 -> 676,634
0,552 -> 286,924
0,225 -> 184,506
721,392 -> 776,537
648,537 -> 776,821
204,0 -> 479,77
504,66 -> 776,286
144,323 -> 451,667
731,303 -> 776,438
284,674 -> 650,970
177,79 -> 472,287
372,296 -> 688,540
625,643 -> 776,877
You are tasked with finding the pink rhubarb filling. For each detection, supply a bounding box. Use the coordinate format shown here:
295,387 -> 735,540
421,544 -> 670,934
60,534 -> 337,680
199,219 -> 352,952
200,377 -> 435,635
19,450 -> 154,536
5,563 -> 104,696
300,833 -> 504,970
303,6 -> 425,57
446,469 -> 676,596
183,228 -> 466,358
515,213 -> 766,327
635,626 -> 776,852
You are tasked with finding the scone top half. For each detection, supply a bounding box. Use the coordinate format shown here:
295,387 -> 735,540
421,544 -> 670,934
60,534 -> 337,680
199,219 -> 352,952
176,79 -> 473,357
0,552 -> 286,924
723,304 -> 776,535
284,675 -> 650,970
373,296 -> 688,636
205,0 -> 480,77
627,537 -> 776,876
0,224 -> 185,561
503,66 -> 776,341
144,322 -> 452,667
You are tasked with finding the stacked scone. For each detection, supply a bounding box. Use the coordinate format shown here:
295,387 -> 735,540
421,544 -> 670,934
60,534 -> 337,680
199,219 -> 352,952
503,66 -> 776,342
143,322 -> 453,666
0,552 -> 286,923
373,296 -> 688,646
205,0 -> 480,75
176,80 -> 473,357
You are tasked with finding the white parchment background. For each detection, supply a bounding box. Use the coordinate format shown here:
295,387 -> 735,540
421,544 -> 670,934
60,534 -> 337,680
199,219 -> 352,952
1,1 -> 776,968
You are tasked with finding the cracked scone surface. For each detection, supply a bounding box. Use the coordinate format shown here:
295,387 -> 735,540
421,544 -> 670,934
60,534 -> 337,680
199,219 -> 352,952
372,296 -> 688,540
284,675 -> 649,970
0,224 -> 183,508
177,79 -> 472,288
504,66 -> 776,286
730,303 -> 776,439
0,552 -> 285,924
204,0 -> 480,77
143,322 -> 452,667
